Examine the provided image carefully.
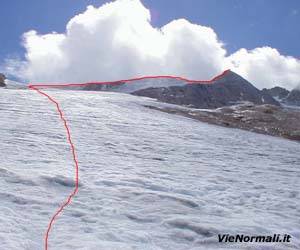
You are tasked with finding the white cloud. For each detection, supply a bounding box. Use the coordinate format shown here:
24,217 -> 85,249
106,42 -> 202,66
3,0 -> 300,90
227,47 -> 300,90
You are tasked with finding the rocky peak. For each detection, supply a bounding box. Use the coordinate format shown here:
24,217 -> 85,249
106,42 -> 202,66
0,73 -> 6,87
214,70 -> 252,85
262,86 -> 290,100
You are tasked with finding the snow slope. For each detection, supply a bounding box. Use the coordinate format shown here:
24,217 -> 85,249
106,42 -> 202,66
5,79 -> 27,89
115,78 -> 186,93
0,89 -> 299,249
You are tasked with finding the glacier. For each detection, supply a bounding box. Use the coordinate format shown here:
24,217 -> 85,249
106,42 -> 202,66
0,88 -> 299,250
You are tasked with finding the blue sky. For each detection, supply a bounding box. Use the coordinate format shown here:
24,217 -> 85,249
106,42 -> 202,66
1,0 -> 299,89
1,0 -> 299,61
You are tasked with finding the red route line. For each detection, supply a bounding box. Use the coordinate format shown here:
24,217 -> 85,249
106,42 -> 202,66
28,85 -> 79,250
28,69 -> 230,89
28,69 -> 229,250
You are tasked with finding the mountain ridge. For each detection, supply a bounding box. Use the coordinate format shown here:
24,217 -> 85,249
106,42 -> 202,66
132,70 -> 279,108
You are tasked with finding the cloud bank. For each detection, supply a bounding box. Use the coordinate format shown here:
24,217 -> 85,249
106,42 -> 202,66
4,0 -> 300,89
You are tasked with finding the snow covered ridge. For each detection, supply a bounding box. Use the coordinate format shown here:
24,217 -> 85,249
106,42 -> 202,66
81,77 -> 187,93
24,70 -> 279,109
0,70 -> 280,110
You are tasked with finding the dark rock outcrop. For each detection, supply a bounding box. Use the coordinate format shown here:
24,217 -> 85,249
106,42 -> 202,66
262,86 -> 290,100
284,89 -> 300,106
0,73 -> 6,87
133,71 -> 279,109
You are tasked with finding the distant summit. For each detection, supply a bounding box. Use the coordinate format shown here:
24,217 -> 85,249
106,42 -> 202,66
264,86 -> 300,107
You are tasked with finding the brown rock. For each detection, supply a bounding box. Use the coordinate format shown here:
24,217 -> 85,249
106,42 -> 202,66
143,103 -> 300,141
